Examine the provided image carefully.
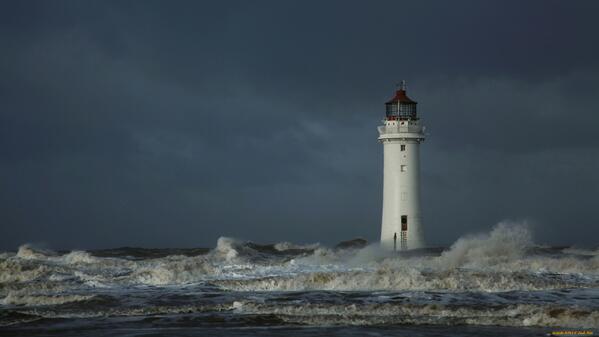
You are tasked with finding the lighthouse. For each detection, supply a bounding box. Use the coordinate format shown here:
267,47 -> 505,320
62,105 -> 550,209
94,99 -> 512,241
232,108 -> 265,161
378,81 -> 425,250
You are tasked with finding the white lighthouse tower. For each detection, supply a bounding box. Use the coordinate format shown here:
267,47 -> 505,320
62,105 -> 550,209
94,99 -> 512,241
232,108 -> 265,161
378,81 -> 425,251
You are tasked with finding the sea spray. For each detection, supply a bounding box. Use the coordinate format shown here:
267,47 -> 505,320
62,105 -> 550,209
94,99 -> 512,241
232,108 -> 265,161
438,221 -> 532,269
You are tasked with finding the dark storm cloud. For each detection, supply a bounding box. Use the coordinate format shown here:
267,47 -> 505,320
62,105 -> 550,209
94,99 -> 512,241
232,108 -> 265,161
1,0 -> 598,249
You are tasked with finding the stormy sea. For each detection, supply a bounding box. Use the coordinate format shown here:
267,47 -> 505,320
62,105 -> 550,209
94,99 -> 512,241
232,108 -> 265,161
1,223 -> 598,337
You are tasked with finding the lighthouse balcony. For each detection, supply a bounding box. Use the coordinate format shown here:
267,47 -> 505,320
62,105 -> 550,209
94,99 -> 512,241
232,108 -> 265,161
378,124 -> 425,140
378,124 -> 423,134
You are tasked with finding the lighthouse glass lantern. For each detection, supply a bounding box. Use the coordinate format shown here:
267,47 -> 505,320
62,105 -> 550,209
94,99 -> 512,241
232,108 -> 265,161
385,89 -> 418,120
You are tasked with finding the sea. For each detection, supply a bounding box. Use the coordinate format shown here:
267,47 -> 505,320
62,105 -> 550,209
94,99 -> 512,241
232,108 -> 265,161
1,223 -> 598,336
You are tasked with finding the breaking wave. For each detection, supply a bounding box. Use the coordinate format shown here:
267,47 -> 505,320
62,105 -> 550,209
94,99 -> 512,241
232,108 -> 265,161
1,222 -> 598,291
2,221 -> 599,329
438,221 -> 532,269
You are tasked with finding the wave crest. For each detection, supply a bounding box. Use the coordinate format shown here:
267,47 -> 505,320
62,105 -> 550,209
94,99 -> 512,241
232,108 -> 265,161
2,291 -> 95,306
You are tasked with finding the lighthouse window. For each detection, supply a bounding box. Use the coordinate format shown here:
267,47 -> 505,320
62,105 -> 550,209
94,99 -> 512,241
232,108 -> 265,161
401,165 -> 407,172
401,145 -> 406,151
401,215 -> 408,231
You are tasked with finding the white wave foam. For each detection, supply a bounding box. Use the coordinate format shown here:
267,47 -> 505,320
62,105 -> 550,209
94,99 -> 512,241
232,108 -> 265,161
62,251 -> 98,264
15,244 -> 55,260
2,221 -> 599,291
274,242 -> 321,251
213,222 -> 599,292
215,237 -> 241,261
131,255 -> 216,285
215,266 -> 597,292
233,301 -> 599,328
2,291 -> 94,306
0,259 -> 51,283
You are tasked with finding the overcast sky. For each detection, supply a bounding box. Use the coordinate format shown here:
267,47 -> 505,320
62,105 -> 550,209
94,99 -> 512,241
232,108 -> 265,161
1,1 -> 598,250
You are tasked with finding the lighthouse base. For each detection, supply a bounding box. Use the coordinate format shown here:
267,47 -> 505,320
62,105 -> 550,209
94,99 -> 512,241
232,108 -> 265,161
380,216 -> 424,251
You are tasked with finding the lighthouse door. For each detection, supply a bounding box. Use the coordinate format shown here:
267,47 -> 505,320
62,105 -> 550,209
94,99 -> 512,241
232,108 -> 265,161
400,215 -> 408,249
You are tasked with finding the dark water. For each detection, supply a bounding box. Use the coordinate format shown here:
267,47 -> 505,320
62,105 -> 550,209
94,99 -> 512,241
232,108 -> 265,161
1,224 -> 598,336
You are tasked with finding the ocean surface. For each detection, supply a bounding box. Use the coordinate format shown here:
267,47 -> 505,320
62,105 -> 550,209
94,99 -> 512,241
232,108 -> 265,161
1,223 -> 598,336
